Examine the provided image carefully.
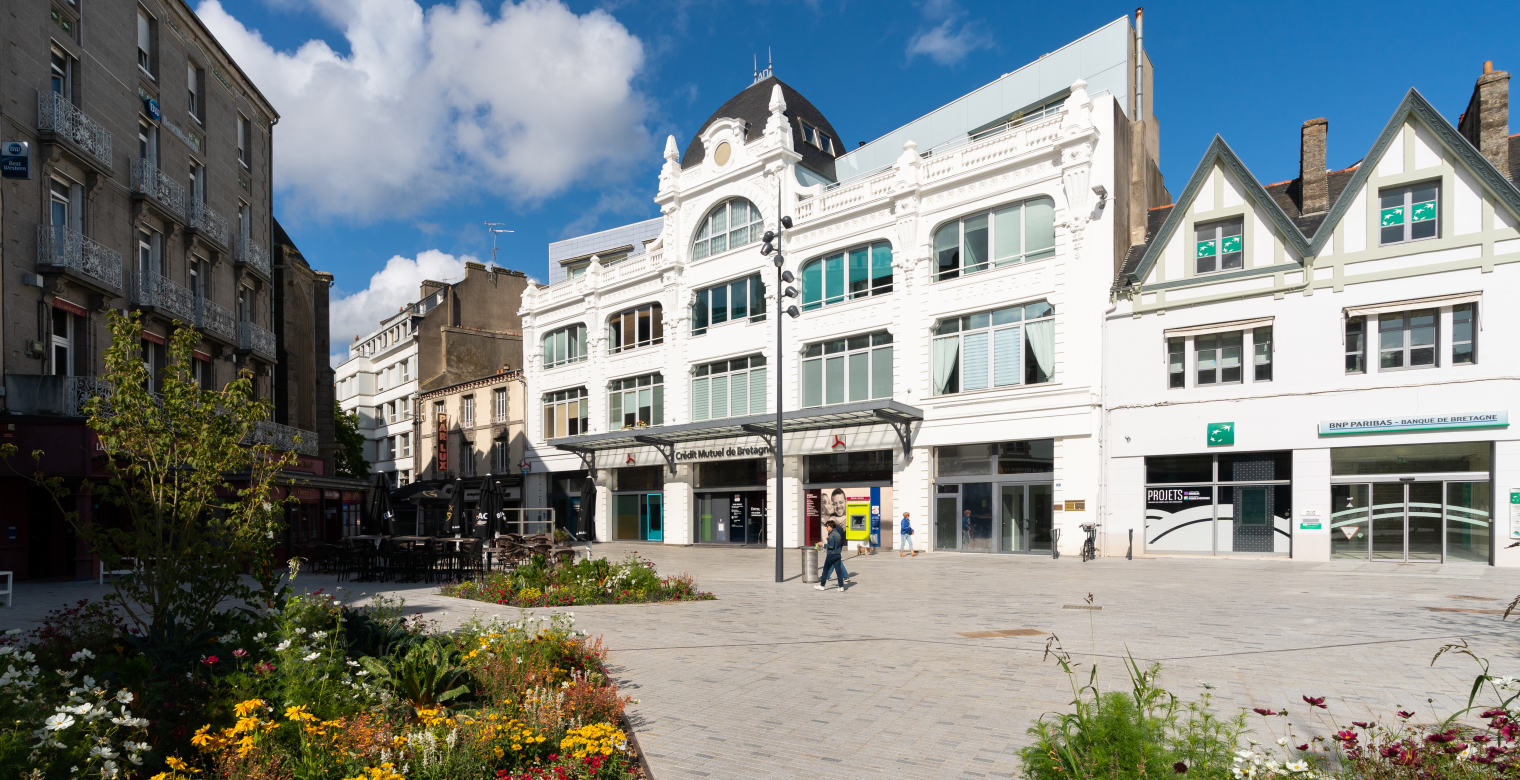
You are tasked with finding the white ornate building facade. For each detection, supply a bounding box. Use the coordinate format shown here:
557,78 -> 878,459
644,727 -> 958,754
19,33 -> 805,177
520,17 -> 1165,555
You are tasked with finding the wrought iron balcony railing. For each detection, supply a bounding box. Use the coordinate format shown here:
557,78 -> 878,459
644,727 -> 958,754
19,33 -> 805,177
233,234 -> 270,278
249,420 -> 319,457
64,376 -> 113,418
37,90 -> 112,170
37,224 -> 123,291
130,159 -> 185,219
238,320 -> 276,360
196,296 -> 236,342
186,200 -> 229,248
130,270 -> 196,323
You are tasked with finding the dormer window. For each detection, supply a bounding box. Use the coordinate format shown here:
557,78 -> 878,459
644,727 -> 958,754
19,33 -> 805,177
799,120 -> 835,156
1194,217 -> 1243,275
1379,182 -> 1439,246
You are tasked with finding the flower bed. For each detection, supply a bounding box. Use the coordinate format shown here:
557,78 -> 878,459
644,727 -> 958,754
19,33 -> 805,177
0,591 -> 646,780
442,553 -> 714,608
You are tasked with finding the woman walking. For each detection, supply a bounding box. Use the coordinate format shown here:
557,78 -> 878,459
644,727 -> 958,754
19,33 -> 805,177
899,511 -> 918,557
815,519 -> 847,591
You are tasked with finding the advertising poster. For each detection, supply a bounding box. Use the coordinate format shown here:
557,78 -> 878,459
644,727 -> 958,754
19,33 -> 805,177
806,487 -> 892,547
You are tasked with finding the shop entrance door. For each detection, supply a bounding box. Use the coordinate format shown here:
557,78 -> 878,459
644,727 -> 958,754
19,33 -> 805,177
642,494 -> 663,542
999,484 -> 1054,552
1333,481 -> 1467,562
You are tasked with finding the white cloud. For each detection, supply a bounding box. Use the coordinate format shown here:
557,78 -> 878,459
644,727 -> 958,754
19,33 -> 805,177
329,249 -> 472,361
905,1 -> 992,66
198,0 -> 652,221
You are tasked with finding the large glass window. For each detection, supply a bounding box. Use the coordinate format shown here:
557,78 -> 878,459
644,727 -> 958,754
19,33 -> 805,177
805,451 -> 893,483
801,332 -> 892,408
934,197 -> 1054,281
932,301 -> 1053,395
1378,309 -> 1436,370
1145,452 -> 1293,555
542,387 -> 588,439
800,241 -> 893,311
1379,182 -> 1439,246
608,303 -> 663,354
1194,217 -> 1243,275
1345,316 -> 1367,374
691,355 -> 766,422
693,199 -> 764,260
1195,332 -> 1242,385
542,324 -> 587,368
1330,442 -> 1490,476
609,373 -> 663,430
1453,303 -> 1476,364
692,274 -> 766,335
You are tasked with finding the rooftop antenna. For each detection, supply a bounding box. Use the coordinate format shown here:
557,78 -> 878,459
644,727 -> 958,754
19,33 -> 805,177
754,47 -> 773,84
483,222 -> 514,267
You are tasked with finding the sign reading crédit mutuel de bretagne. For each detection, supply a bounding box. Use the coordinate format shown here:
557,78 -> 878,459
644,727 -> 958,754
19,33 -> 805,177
1318,411 -> 1508,436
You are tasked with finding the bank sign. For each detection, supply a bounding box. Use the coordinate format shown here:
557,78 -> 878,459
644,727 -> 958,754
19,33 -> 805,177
1318,411 -> 1508,436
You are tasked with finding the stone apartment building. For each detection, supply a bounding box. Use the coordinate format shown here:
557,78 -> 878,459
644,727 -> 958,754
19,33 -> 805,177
0,0 -> 340,579
336,262 -> 530,491
410,369 -> 528,531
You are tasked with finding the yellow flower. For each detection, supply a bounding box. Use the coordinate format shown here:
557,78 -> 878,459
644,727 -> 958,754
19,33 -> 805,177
233,699 -> 265,717
165,756 -> 201,774
285,704 -> 318,722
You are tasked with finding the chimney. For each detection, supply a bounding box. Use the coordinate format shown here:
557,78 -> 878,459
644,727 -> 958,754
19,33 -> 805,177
1299,118 -> 1329,214
1458,61 -> 1510,177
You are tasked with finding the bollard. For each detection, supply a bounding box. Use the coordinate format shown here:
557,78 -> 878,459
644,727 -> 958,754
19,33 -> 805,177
801,546 -> 820,583
1051,527 -> 1060,559
1127,529 -> 1133,560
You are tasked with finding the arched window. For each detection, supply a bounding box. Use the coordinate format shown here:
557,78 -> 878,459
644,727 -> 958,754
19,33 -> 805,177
693,198 -> 763,260
542,324 -> 587,368
608,303 -> 663,354
934,196 -> 1055,281
800,241 -> 892,312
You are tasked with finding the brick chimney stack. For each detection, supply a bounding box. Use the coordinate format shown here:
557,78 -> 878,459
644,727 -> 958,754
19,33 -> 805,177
1299,118 -> 1329,214
1458,61 -> 1510,178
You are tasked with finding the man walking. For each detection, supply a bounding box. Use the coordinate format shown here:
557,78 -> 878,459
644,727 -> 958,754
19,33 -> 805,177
899,511 -> 918,557
816,519 -> 847,591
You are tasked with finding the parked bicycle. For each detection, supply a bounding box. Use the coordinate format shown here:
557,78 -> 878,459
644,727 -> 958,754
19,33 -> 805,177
1080,522 -> 1101,562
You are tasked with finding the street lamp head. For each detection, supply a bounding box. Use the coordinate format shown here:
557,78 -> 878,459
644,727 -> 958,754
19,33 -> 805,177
760,241 -> 774,256
785,305 -> 800,319
783,285 -> 798,298
772,253 -> 784,268
780,216 -> 793,229
763,230 -> 776,243
781,270 -> 795,283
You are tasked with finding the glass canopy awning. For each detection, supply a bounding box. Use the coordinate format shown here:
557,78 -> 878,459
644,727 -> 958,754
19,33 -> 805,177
547,399 -> 923,473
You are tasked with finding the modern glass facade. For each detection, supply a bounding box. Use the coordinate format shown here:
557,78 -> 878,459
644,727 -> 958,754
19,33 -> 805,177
1329,442 -> 1491,563
933,440 -> 1054,553
1144,451 -> 1292,555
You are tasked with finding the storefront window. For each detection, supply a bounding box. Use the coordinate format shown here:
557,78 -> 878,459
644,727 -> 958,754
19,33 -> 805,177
934,440 -> 1054,554
614,466 -> 663,492
1330,442 -> 1490,476
695,458 -> 767,545
805,451 -> 893,483
937,440 -> 1052,477
1144,452 -> 1292,555
696,459 -> 767,488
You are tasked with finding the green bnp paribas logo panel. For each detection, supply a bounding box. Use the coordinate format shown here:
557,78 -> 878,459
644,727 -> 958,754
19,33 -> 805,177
1207,422 -> 1234,446
1380,199 -> 1437,227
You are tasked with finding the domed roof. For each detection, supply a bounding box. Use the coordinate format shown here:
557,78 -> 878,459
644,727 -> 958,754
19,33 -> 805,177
680,75 -> 841,181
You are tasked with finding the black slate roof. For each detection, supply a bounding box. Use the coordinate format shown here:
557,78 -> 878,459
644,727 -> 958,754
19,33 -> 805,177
1260,167 -> 1360,239
680,76 -> 841,181
1115,204 -> 1174,283
1511,133 -> 1520,184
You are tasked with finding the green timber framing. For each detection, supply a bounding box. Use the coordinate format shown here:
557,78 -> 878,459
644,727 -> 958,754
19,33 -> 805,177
1115,88 -> 1520,312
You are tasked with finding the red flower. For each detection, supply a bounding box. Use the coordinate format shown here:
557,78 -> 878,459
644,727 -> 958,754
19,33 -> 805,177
1333,730 -> 1358,743
202,655 -> 219,666
1302,696 -> 1327,709
1397,710 -> 1415,719
1296,744 -> 1309,751
1253,708 -> 1278,716
1172,761 -> 1188,774
233,648 -> 249,658
1353,721 -> 1371,729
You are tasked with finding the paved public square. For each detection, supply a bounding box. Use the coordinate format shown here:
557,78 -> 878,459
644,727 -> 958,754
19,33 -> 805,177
7,546 -> 1520,779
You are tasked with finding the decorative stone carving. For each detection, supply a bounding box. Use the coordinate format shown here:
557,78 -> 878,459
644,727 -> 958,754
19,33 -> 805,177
762,85 -> 793,151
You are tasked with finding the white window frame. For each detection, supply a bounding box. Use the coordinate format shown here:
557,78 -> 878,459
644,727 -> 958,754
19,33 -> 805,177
493,387 -> 508,421
462,395 -> 475,427
1379,182 -> 1440,247
607,303 -> 663,354
801,333 -> 892,408
692,198 -> 763,260
1167,328 -> 1274,388
1452,303 -> 1477,365
1193,216 -> 1244,276
691,356 -> 767,422
137,8 -> 153,77
237,114 -> 249,167
1377,308 -> 1438,372
800,241 -> 894,311
609,373 -> 663,429
187,63 -> 199,123
692,274 -> 766,335
542,324 -> 587,368
933,197 -> 1056,282
51,307 -> 74,378
50,45 -> 72,99
542,387 -> 588,439
931,302 -> 1055,396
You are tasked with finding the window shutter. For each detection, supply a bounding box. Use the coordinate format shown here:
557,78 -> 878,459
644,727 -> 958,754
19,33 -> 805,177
609,391 -> 622,429
962,332 -> 989,391
801,359 -> 822,407
993,326 -> 1022,387
710,375 -> 729,419
871,347 -> 892,399
749,367 -> 767,414
730,370 -> 749,416
691,377 -> 709,422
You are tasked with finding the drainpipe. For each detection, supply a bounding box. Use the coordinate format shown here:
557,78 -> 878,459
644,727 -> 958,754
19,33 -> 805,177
1099,294 -> 1118,558
1134,8 -> 1144,119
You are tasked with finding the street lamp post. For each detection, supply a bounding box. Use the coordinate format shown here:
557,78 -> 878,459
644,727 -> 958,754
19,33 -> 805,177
761,208 -> 800,583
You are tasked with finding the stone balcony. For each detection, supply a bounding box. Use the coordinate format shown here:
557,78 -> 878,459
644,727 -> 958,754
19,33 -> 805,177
36,224 -> 123,298
36,90 -> 112,174
233,234 -> 270,280
130,270 -> 195,324
129,159 -> 185,221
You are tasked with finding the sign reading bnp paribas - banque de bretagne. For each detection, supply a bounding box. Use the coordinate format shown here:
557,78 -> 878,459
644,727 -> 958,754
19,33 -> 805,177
1318,411 -> 1508,436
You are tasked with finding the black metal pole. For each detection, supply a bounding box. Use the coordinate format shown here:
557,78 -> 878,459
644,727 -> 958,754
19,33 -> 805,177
774,186 -> 785,583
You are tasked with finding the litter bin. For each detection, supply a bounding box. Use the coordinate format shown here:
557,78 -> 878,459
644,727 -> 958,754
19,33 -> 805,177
801,546 -> 819,583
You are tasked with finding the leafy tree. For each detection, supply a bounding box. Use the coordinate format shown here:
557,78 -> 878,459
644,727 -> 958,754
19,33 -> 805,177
2,311 -> 293,636
334,400 -> 371,479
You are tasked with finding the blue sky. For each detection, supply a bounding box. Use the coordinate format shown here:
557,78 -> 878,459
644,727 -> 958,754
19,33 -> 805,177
198,0 -> 1520,356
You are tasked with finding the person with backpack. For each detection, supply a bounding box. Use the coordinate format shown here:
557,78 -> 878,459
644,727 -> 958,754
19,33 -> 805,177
815,519 -> 847,591
899,511 -> 918,557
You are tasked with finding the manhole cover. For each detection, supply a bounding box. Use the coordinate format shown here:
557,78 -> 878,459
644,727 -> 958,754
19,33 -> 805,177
957,629 -> 1045,638
1063,605 -> 1102,610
